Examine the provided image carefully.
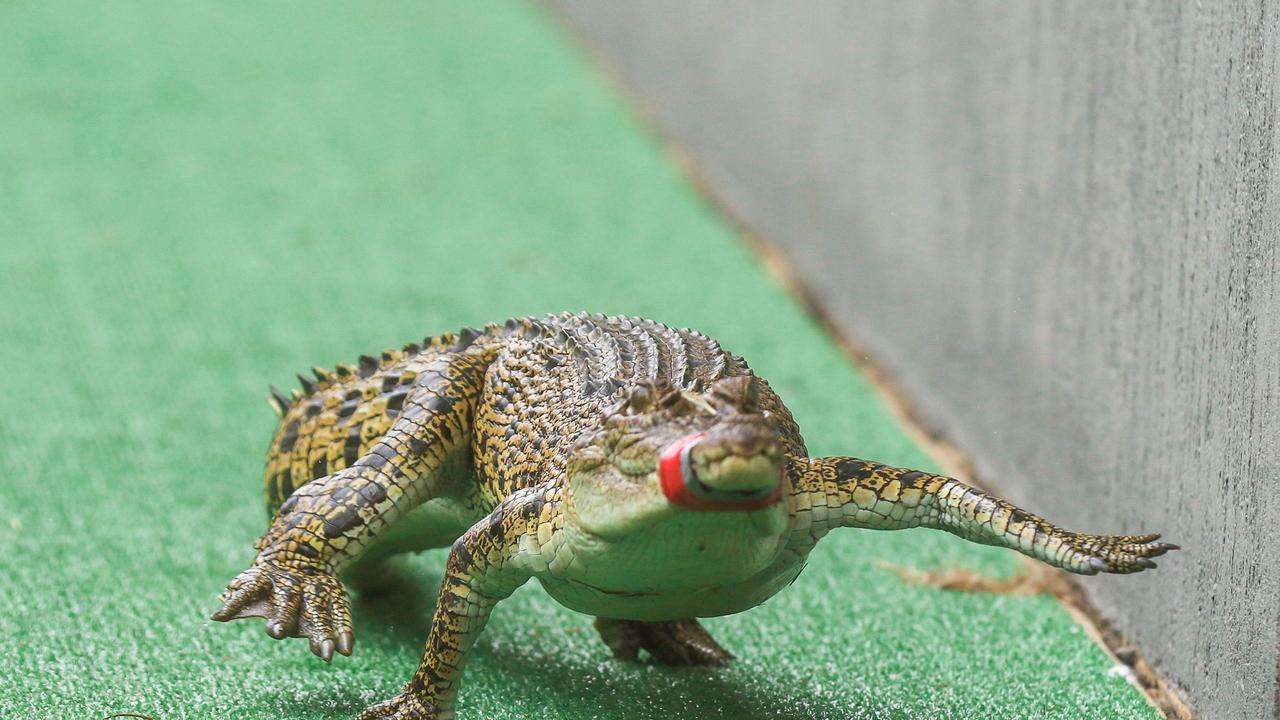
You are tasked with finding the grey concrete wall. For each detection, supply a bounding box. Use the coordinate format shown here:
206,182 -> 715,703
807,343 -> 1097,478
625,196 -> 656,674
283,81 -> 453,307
550,3 -> 1280,718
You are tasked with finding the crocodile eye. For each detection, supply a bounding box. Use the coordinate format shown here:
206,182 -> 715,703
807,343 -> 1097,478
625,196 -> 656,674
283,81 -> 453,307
709,375 -> 759,412
627,385 -> 653,414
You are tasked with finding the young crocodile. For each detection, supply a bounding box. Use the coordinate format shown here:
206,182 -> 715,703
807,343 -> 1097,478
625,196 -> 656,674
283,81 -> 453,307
212,312 -> 1175,719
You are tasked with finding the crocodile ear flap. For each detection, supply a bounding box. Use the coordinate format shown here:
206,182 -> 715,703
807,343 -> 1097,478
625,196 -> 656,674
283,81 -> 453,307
709,376 -> 760,413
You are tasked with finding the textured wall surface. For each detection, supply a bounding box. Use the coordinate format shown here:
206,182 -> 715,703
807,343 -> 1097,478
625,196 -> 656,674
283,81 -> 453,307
551,3 -> 1280,718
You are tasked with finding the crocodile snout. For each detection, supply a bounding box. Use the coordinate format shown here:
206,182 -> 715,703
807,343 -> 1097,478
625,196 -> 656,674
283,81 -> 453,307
659,430 -> 784,511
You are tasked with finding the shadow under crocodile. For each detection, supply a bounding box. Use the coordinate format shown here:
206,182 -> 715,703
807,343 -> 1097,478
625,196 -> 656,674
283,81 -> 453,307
295,561 -> 870,720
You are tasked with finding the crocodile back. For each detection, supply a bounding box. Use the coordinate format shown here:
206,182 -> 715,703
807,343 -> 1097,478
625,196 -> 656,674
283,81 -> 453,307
260,313 -> 806,515
470,313 -> 806,505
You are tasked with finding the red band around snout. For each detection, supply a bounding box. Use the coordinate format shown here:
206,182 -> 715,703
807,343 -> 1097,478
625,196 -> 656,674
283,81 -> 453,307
659,432 -> 705,507
658,432 -> 783,511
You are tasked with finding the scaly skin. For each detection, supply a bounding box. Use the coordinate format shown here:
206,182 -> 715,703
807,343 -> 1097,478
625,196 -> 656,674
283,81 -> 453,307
212,313 -> 1177,719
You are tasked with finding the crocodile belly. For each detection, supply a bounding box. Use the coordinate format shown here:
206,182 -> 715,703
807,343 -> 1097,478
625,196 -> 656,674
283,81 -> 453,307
536,559 -> 805,621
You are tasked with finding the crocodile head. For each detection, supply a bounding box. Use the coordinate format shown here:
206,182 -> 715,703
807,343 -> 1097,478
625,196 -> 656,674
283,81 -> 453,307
565,375 -> 787,540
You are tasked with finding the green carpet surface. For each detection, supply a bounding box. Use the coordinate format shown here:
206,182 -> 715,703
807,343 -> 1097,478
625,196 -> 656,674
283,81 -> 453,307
0,2 -> 1160,718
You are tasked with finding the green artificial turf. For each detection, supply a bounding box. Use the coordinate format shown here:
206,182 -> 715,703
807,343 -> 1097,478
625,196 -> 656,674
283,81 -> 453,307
0,2 -> 1161,718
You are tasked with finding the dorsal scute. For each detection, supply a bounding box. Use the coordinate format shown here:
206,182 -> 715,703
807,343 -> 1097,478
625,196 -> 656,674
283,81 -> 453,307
267,385 -> 292,416
297,373 -> 317,394
273,314 -> 736,413
282,321 -> 513,408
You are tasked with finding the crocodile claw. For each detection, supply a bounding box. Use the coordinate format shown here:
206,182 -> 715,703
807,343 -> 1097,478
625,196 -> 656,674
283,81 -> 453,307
212,558 -> 355,661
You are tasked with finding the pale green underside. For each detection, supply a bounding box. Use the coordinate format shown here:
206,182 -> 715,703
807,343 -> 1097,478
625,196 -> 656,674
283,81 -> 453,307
0,1 -> 1159,718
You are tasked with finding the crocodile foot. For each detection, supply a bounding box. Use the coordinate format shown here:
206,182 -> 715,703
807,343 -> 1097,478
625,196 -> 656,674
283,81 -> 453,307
1062,532 -> 1180,574
211,557 -> 354,661
594,617 -> 735,666
357,691 -> 446,720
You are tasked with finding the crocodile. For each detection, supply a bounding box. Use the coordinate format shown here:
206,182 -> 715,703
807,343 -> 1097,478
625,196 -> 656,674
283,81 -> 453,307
212,312 -> 1176,719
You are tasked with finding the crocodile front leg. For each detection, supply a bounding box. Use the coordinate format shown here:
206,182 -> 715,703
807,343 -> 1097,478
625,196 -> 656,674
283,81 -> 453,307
794,457 -> 1176,574
212,352 -> 489,660
358,487 -> 546,720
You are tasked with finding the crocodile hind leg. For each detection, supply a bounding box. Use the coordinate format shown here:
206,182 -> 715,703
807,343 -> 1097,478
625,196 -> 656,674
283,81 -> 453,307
793,457 -> 1177,574
594,617 -> 735,666
212,351 -> 491,660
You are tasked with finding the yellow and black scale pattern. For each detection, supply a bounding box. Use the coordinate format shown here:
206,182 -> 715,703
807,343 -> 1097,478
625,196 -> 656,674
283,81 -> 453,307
213,312 -> 1175,720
